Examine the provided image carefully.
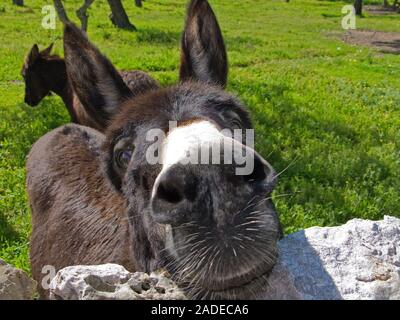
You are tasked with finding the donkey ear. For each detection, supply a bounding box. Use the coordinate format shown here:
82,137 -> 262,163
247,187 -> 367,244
180,0 -> 228,87
63,23 -> 132,124
27,44 -> 40,66
41,43 -> 54,56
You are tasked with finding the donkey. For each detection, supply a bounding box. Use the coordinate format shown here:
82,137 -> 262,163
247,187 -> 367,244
27,0 -> 282,300
22,43 -> 158,132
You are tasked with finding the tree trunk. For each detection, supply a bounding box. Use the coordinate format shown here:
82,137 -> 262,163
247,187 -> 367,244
383,0 -> 389,7
107,0 -> 136,30
393,0 -> 399,10
76,0 -> 95,32
12,0 -> 24,6
53,0 -> 70,23
354,0 -> 363,16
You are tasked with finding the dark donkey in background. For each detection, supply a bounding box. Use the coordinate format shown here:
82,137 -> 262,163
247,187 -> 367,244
22,43 -> 158,132
27,0 -> 282,299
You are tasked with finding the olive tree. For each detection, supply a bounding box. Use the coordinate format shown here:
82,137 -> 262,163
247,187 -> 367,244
53,0 -> 142,31
354,0 -> 363,16
12,0 -> 24,6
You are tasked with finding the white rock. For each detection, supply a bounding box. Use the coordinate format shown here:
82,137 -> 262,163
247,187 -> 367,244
49,264 -> 186,300
0,259 -> 37,300
264,216 -> 400,300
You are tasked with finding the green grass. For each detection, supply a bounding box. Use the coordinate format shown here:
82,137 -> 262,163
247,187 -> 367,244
0,0 -> 399,274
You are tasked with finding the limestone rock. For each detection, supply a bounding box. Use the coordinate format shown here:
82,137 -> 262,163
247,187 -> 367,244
49,264 -> 186,300
264,216 -> 400,300
0,259 -> 37,300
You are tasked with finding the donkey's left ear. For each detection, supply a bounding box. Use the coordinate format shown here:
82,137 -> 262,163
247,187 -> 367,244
180,0 -> 228,87
63,22 -> 132,125
41,43 -> 54,56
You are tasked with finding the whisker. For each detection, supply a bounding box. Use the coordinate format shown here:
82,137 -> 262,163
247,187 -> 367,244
273,155 -> 300,179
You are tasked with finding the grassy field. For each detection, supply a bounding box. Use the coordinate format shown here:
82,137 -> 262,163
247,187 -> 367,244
0,0 -> 399,274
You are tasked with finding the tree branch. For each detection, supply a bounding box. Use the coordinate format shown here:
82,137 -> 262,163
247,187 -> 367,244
53,0 -> 70,23
76,0 -> 95,32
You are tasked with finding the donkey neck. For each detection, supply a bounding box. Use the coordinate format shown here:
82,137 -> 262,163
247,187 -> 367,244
45,58 -> 77,121
45,59 -> 70,101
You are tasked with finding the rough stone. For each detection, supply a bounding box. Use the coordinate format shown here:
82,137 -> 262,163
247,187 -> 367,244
264,216 -> 400,300
0,259 -> 37,300
49,264 -> 186,300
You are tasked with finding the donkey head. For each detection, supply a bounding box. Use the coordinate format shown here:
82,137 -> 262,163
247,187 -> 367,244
21,43 -> 63,106
64,0 -> 281,299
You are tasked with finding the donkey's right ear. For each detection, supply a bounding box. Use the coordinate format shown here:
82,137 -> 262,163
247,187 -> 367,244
26,44 -> 40,66
180,0 -> 228,87
63,23 -> 132,124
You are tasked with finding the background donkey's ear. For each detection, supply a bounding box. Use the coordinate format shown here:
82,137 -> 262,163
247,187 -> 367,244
63,23 -> 132,125
180,0 -> 228,87
27,44 -> 40,66
40,43 -> 54,56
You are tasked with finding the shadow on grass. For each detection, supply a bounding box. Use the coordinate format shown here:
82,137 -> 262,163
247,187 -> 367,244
226,35 -> 264,52
229,80 -> 370,225
136,28 -> 181,45
135,29 -> 265,51
372,39 -> 400,54
2,100 -> 68,168
0,213 -> 19,244
233,82 -> 360,153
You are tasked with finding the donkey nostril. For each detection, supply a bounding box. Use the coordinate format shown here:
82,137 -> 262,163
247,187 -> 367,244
244,155 -> 267,183
151,171 -> 191,226
156,179 -> 184,204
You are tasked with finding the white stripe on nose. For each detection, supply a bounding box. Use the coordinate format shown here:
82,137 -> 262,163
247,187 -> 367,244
161,120 -> 223,169
151,120 -> 223,202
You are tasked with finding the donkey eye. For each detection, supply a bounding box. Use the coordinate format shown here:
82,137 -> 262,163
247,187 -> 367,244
219,110 -> 242,130
113,136 -> 135,171
231,119 -> 242,129
115,150 -> 133,169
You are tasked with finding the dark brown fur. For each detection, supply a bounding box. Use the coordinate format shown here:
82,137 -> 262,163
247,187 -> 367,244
27,125 -> 136,298
22,44 -> 159,132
